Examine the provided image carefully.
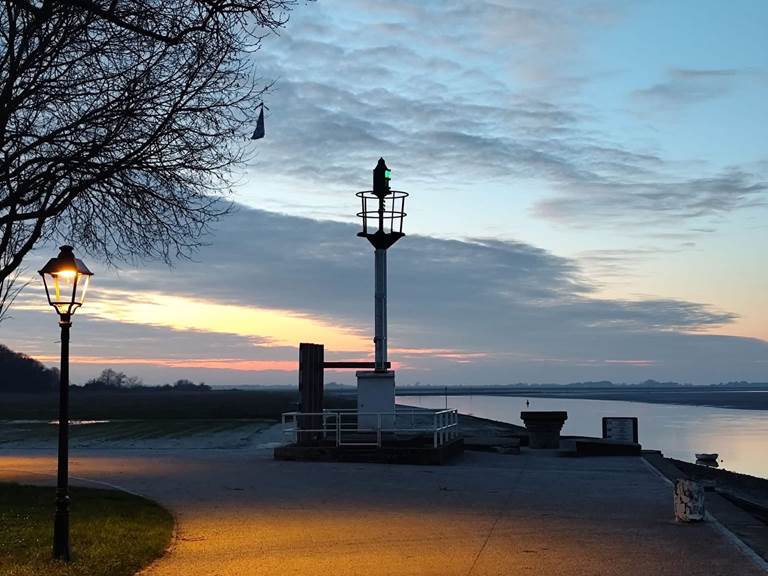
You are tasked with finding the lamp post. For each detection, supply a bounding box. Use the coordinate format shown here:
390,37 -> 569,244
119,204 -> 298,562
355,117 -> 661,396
356,158 -> 408,372
355,159 -> 407,426
38,245 -> 93,561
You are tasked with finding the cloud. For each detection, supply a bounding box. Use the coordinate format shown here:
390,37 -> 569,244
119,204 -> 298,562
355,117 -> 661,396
534,168 -> 768,227
253,65 -> 768,228
6,206 -> 764,385
4,3 -> 766,385
340,0 -> 625,84
575,247 -> 676,283
632,68 -> 751,110
242,6 -> 768,231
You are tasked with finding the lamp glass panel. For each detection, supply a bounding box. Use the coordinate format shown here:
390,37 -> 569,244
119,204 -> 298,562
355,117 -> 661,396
48,270 -> 86,315
78,274 -> 90,306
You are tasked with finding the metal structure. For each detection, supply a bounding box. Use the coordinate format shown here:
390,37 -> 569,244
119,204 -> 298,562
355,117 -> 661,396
356,158 -> 408,372
282,408 -> 459,449
278,173 -> 463,456
296,342 -> 391,445
38,245 -> 94,561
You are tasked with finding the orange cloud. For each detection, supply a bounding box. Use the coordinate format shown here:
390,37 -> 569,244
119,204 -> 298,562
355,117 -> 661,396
33,355 -> 297,372
391,347 -> 489,362
18,288 -> 370,352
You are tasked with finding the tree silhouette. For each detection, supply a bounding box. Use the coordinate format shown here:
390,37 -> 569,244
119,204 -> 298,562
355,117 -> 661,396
0,0 -> 297,318
0,343 -> 57,392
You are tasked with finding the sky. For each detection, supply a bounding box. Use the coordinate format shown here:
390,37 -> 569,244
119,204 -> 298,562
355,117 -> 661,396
2,0 -> 767,386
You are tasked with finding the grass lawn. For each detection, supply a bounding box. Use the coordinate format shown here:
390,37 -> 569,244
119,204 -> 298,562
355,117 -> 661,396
0,482 -> 173,576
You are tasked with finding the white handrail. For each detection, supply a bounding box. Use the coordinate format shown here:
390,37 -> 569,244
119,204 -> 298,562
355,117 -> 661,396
282,408 -> 459,448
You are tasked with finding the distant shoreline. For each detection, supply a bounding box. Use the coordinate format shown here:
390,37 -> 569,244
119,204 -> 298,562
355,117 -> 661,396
395,385 -> 768,411
3,385 -> 767,414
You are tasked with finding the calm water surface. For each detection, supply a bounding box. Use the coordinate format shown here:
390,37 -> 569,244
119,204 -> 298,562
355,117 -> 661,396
398,395 -> 768,479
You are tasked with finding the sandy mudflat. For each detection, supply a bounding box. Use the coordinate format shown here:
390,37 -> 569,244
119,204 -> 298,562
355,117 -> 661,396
0,419 -> 276,450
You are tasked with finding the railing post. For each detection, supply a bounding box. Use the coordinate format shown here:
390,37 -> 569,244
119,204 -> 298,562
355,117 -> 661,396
453,410 -> 458,439
440,412 -> 444,445
377,414 -> 382,447
336,414 -> 341,447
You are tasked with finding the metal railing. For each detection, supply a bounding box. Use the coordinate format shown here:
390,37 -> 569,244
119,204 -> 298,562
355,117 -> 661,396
281,408 -> 459,448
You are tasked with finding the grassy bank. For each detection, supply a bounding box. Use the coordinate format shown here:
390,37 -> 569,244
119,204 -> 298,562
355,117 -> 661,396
0,482 -> 173,576
0,389 -> 355,421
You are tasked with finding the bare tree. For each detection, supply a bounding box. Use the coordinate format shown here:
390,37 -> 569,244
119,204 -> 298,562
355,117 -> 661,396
0,0 -> 297,318
0,264 -> 26,321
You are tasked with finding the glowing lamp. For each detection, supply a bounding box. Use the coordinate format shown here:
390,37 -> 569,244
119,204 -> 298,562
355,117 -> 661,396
38,245 -> 93,318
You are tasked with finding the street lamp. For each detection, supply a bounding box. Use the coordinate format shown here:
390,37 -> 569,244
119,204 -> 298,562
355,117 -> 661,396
38,245 -> 93,561
355,159 -> 407,428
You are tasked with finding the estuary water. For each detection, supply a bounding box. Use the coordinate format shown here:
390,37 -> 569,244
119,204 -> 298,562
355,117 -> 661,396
397,395 -> 768,479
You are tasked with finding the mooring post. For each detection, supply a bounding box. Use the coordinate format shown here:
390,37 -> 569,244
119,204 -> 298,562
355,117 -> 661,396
298,343 -> 324,445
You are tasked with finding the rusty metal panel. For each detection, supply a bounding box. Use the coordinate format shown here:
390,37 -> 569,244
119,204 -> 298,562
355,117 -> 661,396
298,343 -> 324,445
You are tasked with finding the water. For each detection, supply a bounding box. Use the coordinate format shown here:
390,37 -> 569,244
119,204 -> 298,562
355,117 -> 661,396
4,419 -> 112,426
398,395 -> 768,479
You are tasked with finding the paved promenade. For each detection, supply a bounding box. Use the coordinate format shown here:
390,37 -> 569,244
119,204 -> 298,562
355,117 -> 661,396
1,428 -> 764,575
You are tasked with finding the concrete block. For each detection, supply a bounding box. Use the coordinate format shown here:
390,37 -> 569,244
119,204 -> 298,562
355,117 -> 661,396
520,411 -> 567,449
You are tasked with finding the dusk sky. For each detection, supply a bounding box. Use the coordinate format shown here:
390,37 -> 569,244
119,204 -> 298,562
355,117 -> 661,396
4,0 -> 767,386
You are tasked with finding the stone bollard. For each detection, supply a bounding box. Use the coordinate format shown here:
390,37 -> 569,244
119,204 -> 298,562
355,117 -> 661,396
674,479 -> 705,522
520,411 -> 568,449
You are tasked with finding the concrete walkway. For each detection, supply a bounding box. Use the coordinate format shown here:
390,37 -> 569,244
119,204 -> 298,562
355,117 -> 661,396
1,430 -> 764,575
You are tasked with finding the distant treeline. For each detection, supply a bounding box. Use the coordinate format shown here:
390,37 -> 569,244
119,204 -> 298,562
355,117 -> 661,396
0,344 -> 58,392
0,344 -> 210,393
79,369 -> 211,392
491,380 -> 768,388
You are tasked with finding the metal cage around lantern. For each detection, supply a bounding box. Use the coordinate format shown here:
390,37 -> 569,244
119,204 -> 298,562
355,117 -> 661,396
355,189 -> 408,250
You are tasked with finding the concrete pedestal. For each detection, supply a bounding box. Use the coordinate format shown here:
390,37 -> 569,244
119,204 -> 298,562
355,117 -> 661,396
520,411 -> 568,449
357,371 -> 395,429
